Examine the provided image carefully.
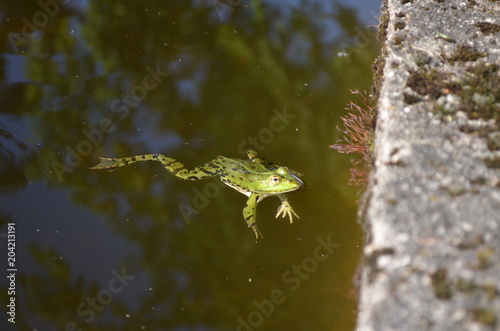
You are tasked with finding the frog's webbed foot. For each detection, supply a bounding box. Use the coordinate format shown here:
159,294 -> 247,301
90,157 -> 131,172
276,200 -> 300,223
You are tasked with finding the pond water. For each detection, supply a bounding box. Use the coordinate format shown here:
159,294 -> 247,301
0,1 -> 379,330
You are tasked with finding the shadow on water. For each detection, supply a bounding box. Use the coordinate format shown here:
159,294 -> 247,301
0,0 -> 380,330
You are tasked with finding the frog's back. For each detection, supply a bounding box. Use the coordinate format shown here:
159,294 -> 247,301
215,156 -> 249,172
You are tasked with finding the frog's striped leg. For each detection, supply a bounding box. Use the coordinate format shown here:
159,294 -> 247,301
243,193 -> 263,239
89,156 -> 136,172
90,154 -> 221,180
276,194 -> 300,223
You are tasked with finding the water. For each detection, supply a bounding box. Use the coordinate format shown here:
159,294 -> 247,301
0,1 -> 380,330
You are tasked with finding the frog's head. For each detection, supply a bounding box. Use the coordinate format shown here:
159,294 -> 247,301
255,166 -> 303,195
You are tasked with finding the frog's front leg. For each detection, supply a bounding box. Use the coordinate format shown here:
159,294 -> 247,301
243,193 -> 263,239
276,194 -> 300,223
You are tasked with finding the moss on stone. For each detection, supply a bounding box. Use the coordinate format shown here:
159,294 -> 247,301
407,62 -> 499,124
394,21 -> 406,30
475,22 -> 500,35
476,246 -> 495,269
484,156 -> 500,169
446,45 -> 488,63
460,64 -> 500,121
472,308 -> 497,327
431,269 -> 453,300
406,69 -> 460,99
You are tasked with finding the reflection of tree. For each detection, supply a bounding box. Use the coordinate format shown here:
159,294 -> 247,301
14,244 -> 110,330
2,0 -> 378,329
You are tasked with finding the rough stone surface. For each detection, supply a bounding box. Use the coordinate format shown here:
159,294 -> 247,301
357,0 -> 500,330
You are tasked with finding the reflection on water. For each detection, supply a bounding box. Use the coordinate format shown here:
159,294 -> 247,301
0,0 -> 379,330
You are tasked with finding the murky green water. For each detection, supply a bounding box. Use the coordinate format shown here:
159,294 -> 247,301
0,1 -> 379,330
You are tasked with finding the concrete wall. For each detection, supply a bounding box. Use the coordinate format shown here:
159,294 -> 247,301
357,1 -> 500,330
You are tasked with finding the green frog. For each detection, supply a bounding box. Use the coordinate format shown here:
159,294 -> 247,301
90,150 -> 303,239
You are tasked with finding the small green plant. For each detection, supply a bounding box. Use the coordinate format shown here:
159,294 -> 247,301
472,308 -> 497,327
330,90 -> 376,187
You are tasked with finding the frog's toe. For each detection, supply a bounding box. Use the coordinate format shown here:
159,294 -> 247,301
276,203 -> 300,223
275,207 -> 285,219
250,224 -> 263,239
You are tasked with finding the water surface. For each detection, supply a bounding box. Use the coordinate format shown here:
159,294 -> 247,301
0,1 -> 380,330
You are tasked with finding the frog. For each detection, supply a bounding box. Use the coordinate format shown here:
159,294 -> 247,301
90,150 -> 303,239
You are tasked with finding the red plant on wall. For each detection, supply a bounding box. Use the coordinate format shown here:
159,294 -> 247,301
330,90 -> 376,187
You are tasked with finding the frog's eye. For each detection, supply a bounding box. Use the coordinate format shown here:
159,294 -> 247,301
269,175 -> 281,186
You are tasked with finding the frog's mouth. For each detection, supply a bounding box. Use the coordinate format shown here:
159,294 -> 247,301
290,172 -> 304,190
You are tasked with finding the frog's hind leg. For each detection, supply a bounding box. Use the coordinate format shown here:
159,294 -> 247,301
90,154 -> 174,172
243,193 -> 264,239
167,157 -> 223,181
90,156 -> 138,171
91,154 -> 222,181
